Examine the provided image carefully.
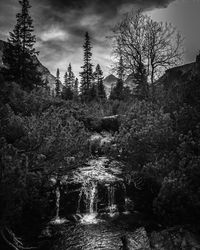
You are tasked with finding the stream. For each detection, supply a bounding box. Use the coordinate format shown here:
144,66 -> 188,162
42,131 -> 145,250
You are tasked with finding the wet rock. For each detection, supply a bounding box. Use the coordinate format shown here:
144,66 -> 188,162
125,227 -> 151,250
66,214 -> 82,222
40,226 -> 53,238
89,132 -> 114,155
150,227 -> 200,250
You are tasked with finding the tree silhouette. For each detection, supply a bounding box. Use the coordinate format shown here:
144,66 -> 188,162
55,68 -> 61,97
110,56 -> 125,100
64,63 -> 75,89
3,0 -> 41,90
133,61 -> 148,100
112,9 -> 183,99
80,32 -> 93,101
73,78 -> 79,100
63,63 -> 76,100
94,64 -> 106,100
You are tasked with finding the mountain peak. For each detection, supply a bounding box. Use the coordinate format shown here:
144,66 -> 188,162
104,74 -> 118,82
103,74 -> 118,97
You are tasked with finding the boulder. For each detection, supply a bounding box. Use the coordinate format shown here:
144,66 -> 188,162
122,227 -> 151,250
150,227 -> 200,250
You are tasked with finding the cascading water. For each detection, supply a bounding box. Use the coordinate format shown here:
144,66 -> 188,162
55,186 -> 60,219
78,181 -> 99,224
88,182 -> 98,214
45,131 -> 148,250
50,186 -> 67,224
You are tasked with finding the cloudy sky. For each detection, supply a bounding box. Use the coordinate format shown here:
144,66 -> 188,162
0,0 -> 200,80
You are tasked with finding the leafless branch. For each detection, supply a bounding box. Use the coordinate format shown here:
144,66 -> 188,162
111,9 -> 184,97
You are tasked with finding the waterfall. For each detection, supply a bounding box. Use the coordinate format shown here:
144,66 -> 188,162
55,186 -> 60,219
87,182 -> 97,214
78,181 -> 98,214
50,186 -> 67,224
79,181 -> 99,224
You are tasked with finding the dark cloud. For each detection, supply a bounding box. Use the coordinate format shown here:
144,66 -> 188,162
43,0 -> 175,13
0,0 -> 176,78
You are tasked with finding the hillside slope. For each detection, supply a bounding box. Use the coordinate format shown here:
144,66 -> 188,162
155,54 -> 200,107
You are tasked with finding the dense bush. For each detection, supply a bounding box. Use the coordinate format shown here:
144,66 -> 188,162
154,128 -> 200,224
115,101 -> 176,167
112,97 -> 200,225
1,70 -> 200,233
0,84 -> 90,229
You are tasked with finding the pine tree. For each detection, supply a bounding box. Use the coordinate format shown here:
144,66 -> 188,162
66,63 -> 75,89
117,56 -> 125,81
68,63 -> 75,87
55,68 -> 61,97
62,63 -> 75,100
80,32 -> 93,101
98,80 -> 106,100
3,0 -> 41,90
89,83 -> 97,101
110,56 -> 125,100
73,78 -> 79,99
43,77 -> 50,94
64,71 -> 68,86
94,64 -> 106,100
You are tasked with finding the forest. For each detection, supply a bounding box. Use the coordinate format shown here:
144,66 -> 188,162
1,0 -> 200,249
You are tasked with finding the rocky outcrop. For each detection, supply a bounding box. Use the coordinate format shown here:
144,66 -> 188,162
33,56 -> 56,94
155,53 -> 200,104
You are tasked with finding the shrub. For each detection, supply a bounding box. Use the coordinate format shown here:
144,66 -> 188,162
115,101 -> 176,167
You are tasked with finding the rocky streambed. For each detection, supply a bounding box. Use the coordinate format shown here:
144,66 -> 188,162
39,123 -> 200,250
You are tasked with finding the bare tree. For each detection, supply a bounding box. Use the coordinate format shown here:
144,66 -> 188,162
112,10 -> 184,97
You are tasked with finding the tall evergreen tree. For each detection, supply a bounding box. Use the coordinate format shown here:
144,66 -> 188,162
117,56 -> 125,81
94,64 -> 106,99
55,68 -> 61,97
64,71 -> 68,86
74,78 -> 79,99
44,77 -> 50,94
110,56 -> 125,100
65,63 -> 75,89
3,0 -> 41,90
62,63 -> 75,100
80,32 -> 93,101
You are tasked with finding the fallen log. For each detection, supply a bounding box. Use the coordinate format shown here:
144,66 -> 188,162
83,115 -> 121,132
